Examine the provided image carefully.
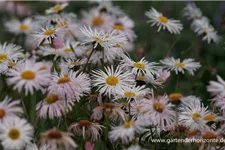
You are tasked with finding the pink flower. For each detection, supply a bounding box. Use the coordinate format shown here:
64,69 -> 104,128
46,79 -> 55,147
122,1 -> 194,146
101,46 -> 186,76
85,141 -> 94,150
53,34 -> 64,49
156,70 -> 171,83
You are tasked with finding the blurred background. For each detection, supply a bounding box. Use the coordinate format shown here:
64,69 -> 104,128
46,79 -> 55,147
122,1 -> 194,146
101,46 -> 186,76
0,1 -> 225,110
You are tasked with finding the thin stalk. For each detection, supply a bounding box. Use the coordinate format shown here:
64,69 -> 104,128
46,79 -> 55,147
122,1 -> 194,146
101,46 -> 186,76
166,35 -> 182,57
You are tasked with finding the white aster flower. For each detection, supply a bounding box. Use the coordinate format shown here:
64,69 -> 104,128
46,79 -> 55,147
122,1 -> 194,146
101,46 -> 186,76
0,97 -> 23,121
145,7 -> 183,34
36,92 -> 74,119
0,43 -> 24,64
32,26 -> 63,46
191,17 -> 220,44
120,56 -> 158,77
212,94 -> 225,115
60,58 -> 87,70
183,3 -> 202,20
114,85 -> 150,102
109,120 -> 139,143
80,26 -> 127,50
97,1 -> 125,16
91,102 -> 127,121
45,3 -> 68,14
207,75 -> 225,96
40,129 -> 77,150
69,120 -> 104,141
92,65 -> 135,96
48,70 -> 91,101
142,96 -> 176,129
179,96 -> 213,130
7,59 -> 51,95
160,57 -> 201,75
0,117 -> 33,150
112,16 -> 137,42
5,18 -> 38,35
82,8 -> 113,31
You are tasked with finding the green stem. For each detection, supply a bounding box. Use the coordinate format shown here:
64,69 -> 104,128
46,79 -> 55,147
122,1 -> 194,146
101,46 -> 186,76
175,75 -> 179,92
166,35 -> 182,57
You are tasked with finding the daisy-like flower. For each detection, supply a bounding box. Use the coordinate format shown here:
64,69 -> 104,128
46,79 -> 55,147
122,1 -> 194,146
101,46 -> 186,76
0,117 -> 33,150
40,128 -> 77,149
191,17 -> 220,44
145,7 -> 183,34
114,85 -> 150,102
179,96 -> 215,130
92,65 -> 135,96
82,8 -> 113,30
142,95 -> 176,129
32,26 -> 63,46
207,75 -> 225,96
112,16 -> 137,41
155,69 -> 171,84
96,1 -> 124,16
5,18 -> 38,35
80,26 -> 127,50
0,43 -> 24,63
36,92 -> 73,119
0,97 -> 23,121
91,102 -> 127,121
120,56 -> 158,77
7,59 -> 51,95
212,94 -> 225,115
48,70 -> 90,101
38,41 -> 77,60
60,58 -> 87,70
160,57 -> 201,75
69,120 -> 104,141
109,120 -> 138,143
183,3 -> 202,20
45,3 -> 68,14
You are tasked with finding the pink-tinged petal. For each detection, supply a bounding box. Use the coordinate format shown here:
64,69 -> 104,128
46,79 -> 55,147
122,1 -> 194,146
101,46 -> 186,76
85,141 -> 94,150
53,33 -> 64,48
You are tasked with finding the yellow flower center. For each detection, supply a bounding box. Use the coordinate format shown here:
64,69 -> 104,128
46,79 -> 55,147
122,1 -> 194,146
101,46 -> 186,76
203,115 -> 216,121
136,75 -> 145,81
105,35 -> 111,38
19,24 -> 29,31
202,131 -> 216,139
133,62 -> 145,69
8,129 -> 20,140
64,48 -> 73,53
8,61 -> 16,67
168,93 -> 183,101
92,16 -> 104,26
44,29 -> 56,36
106,76 -> 119,86
113,25 -> 124,31
115,43 -> 123,48
52,5 -> 63,12
153,101 -> 164,113
175,63 -> 185,68
57,76 -> 70,84
158,15 -> 168,23
93,36 -> 103,43
124,91 -> 136,98
70,62 -> 81,66
21,70 -> 36,80
188,129 -> 200,137
123,120 -> 135,128
84,49 -> 89,54
192,113 -> 202,120
0,54 -> 8,62
0,109 -> 6,119
45,94 -> 59,104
